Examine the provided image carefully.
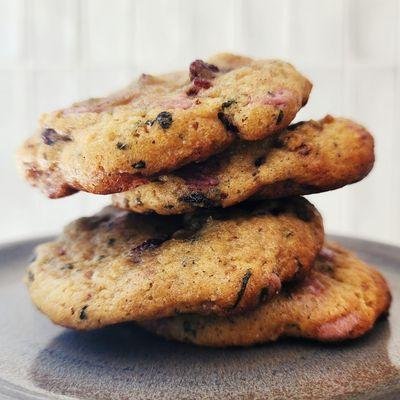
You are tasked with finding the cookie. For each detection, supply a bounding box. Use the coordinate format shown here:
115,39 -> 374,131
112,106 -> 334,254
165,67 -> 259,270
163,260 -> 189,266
140,243 -> 391,347
113,116 -> 374,214
25,197 -> 323,329
17,53 -> 312,198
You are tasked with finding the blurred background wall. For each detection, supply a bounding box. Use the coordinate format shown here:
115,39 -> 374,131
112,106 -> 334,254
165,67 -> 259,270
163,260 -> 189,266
1,0 -> 399,245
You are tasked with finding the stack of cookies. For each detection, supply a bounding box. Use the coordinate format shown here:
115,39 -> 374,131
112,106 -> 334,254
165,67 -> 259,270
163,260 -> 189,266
18,53 -> 391,347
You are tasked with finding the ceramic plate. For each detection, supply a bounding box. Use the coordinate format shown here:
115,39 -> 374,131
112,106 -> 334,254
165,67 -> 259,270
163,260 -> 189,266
0,235 -> 399,399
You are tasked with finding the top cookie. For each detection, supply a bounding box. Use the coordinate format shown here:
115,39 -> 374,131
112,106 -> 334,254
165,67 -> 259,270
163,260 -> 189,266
112,116 -> 374,214
17,53 -> 312,198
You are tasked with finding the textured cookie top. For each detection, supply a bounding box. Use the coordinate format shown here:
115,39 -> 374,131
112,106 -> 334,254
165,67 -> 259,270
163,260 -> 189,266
113,116 -> 374,214
17,53 -> 312,198
140,243 -> 391,346
25,197 -> 323,329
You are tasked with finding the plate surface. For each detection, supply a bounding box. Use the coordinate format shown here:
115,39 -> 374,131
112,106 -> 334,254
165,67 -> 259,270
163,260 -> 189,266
0,235 -> 399,400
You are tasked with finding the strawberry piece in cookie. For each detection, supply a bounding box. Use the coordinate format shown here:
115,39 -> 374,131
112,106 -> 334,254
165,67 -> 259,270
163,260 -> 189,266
187,60 -> 220,96
316,312 -> 361,341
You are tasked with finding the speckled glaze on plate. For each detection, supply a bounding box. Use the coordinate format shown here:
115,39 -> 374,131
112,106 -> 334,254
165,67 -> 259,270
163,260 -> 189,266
0,235 -> 399,400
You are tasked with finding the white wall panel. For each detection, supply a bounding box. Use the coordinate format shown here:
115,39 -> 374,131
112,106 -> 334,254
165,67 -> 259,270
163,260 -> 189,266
134,0 -> 193,72
348,0 -> 398,65
182,0 -> 237,57
237,0 -> 289,58
81,0 -> 131,67
30,0 -> 79,67
0,0 -> 399,245
0,0 -> 24,65
345,66 -> 397,243
288,0 -> 344,68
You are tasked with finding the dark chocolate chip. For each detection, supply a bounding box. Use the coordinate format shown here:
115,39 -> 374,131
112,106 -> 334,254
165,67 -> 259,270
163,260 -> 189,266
132,161 -> 146,169
79,305 -> 89,320
134,238 -> 166,251
130,237 -> 168,263
221,99 -> 236,109
107,238 -> 116,246
41,128 -> 72,145
254,156 -> 266,167
217,112 -> 238,133
228,270 -> 252,310
116,142 -> 128,150
179,192 -> 215,208
156,111 -> 173,129
276,109 -> 284,124
61,263 -> 74,270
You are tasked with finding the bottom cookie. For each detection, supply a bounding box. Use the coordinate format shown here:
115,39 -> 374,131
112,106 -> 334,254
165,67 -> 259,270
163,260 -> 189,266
139,243 -> 391,347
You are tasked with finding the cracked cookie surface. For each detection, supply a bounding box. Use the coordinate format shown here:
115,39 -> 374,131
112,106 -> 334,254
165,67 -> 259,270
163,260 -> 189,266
25,197 -> 323,329
17,53 -> 311,198
140,243 -> 391,346
113,116 -> 374,214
